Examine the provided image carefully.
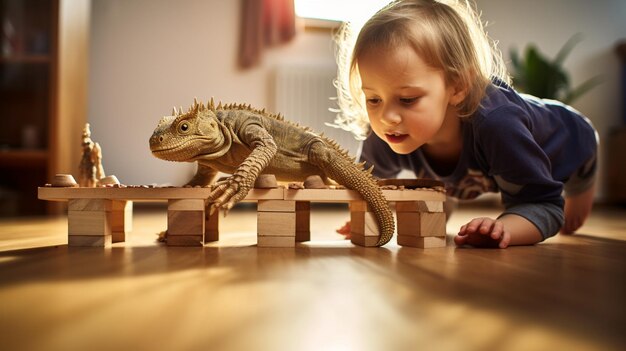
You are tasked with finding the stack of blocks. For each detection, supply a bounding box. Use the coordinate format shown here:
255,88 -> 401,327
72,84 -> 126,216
257,200 -> 310,247
43,186 -> 448,248
349,199 -> 446,248
167,199 -> 205,246
349,201 -> 380,247
67,199 -> 132,247
396,200 -> 446,248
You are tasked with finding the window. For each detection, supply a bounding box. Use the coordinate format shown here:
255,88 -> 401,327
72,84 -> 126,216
295,0 -> 392,26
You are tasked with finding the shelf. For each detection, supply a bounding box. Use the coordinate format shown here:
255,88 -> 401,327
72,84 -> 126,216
0,149 -> 48,168
0,55 -> 51,64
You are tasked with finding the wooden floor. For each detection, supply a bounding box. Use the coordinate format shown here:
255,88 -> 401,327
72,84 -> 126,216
0,202 -> 625,351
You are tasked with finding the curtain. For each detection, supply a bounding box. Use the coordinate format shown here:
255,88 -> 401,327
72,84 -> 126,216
239,0 -> 296,69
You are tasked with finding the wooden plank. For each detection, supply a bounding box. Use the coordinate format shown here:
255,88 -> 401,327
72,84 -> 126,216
168,199 -> 205,211
257,200 -> 296,212
378,178 -> 444,189
38,186 -> 284,201
397,235 -> 446,248
284,189 -> 445,202
68,199 -> 111,211
396,201 -> 444,213
40,186 -> 445,202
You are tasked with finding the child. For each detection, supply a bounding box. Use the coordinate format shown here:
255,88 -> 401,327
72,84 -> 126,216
333,0 -> 598,248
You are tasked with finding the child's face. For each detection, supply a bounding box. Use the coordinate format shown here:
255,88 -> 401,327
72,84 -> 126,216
358,44 -> 458,154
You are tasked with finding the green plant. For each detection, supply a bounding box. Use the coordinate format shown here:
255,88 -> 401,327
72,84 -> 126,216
509,34 -> 602,104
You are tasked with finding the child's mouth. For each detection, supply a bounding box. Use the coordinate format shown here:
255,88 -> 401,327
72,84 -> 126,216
385,133 -> 408,143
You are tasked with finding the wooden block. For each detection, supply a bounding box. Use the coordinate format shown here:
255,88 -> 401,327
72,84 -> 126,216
68,199 -> 112,211
167,210 -> 205,235
68,234 -> 112,247
257,212 -> 296,236
350,211 -> 380,236
351,234 -> 379,247
112,231 -> 126,243
296,201 -> 310,211
258,200 -> 296,212
110,200 -> 132,243
296,231 -> 310,242
167,235 -> 203,246
204,209 -> 219,243
111,199 -> 132,211
350,201 -> 369,212
111,201 -> 133,231
396,212 -> 420,236
168,199 -> 205,211
258,236 -> 295,248
68,210 -> 112,236
295,201 -> 310,242
397,235 -> 446,248
396,201 -> 444,213
420,212 -> 446,236
396,212 -> 446,237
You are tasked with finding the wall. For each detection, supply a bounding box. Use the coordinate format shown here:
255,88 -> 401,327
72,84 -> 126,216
88,0 -> 336,186
89,0 -> 625,198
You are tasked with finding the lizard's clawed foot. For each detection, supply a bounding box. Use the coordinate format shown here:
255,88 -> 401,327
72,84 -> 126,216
207,176 -> 250,216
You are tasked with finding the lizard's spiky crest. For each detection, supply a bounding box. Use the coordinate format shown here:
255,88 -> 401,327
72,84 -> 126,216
172,97 -> 356,160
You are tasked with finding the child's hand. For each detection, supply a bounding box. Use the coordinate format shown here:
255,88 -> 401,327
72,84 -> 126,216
455,217 -> 511,249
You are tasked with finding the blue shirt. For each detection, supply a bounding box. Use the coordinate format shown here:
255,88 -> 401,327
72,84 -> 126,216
359,80 -> 598,239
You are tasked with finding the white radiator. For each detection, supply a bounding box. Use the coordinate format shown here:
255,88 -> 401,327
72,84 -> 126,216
273,63 -> 360,157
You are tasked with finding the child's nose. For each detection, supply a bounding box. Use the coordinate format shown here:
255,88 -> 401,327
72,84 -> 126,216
381,108 -> 401,126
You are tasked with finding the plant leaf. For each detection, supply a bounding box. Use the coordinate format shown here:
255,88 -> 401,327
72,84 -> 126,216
562,75 -> 603,104
554,33 -> 583,66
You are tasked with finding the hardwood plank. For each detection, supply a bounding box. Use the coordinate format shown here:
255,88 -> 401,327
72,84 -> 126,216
0,205 -> 625,351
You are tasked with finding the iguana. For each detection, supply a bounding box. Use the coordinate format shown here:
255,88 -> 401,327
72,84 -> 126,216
149,98 -> 394,246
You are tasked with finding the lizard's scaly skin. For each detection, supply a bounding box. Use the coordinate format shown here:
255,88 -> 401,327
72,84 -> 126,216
149,98 -> 394,246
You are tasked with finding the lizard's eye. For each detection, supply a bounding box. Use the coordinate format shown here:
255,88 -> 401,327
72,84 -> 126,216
178,122 -> 190,133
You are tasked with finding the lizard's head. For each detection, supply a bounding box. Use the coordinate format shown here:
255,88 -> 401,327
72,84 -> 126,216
149,98 -> 231,162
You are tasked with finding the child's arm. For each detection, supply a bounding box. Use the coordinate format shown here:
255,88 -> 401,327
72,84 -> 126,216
455,213 -> 543,248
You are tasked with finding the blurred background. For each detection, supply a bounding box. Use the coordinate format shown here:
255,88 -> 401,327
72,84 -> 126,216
1,0 -> 625,216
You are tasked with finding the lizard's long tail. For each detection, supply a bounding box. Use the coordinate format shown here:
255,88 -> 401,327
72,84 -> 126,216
309,142 -> 394,246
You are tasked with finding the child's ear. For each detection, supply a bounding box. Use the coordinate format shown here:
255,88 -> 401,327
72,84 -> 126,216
449,80 -> 468,107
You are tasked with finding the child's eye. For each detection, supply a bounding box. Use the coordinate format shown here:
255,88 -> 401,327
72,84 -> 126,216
399,97 -> 419,105
366,98 -> 381,106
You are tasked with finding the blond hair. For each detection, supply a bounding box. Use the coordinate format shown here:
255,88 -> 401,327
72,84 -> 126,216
332,0 -> 509,139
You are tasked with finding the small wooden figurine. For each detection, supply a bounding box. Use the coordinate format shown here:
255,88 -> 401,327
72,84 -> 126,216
78,123 -> 106,187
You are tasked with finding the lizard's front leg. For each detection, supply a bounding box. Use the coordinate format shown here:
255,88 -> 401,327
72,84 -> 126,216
208,125 -> 277,214
185,163 -> 218,187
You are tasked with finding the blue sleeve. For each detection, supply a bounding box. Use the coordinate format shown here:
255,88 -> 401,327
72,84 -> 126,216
358,133 -> 403,179
475,107 -> 564,239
